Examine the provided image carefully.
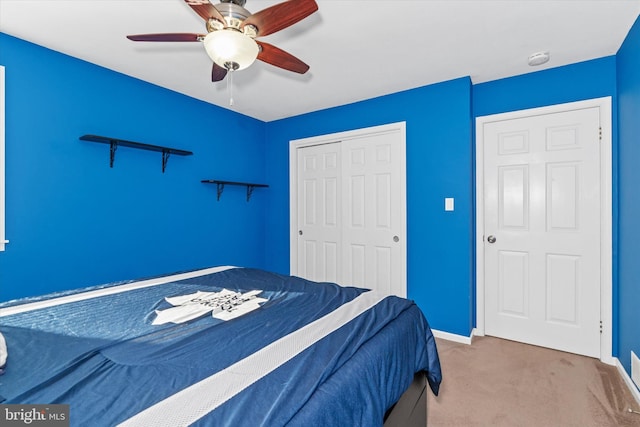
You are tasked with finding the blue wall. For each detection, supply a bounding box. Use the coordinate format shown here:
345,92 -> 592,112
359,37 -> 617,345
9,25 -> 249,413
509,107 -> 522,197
616,15 -> 640,383
0,33 -> 268,301
473,56 -> 618,117
264,78 -> 474,336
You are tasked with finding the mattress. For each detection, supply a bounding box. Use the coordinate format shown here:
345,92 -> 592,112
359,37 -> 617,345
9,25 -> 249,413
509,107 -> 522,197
0,267 -> 441,426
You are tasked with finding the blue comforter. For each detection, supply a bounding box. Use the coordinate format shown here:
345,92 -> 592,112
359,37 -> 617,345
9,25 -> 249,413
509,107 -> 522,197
0,268 -> 441,426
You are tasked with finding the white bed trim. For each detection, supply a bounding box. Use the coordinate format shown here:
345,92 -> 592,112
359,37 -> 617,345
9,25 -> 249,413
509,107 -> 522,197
0,266 -> 237,317
118,291 -> 388,427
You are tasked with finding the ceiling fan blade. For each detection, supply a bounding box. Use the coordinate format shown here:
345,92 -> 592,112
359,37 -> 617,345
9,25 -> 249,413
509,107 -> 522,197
184,0 -> 226,24
257,41 -> 309,74
127,33 -> 204,42
211,63 -> 228,82
241,0 -> 318,37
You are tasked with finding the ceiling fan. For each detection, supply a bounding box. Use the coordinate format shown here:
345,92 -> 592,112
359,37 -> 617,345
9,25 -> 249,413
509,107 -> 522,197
127,0 -> 318,82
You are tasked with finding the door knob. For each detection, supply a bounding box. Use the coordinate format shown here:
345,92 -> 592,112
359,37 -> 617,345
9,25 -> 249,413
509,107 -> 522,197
487,235 -> 496,244
299,230 -> 303,235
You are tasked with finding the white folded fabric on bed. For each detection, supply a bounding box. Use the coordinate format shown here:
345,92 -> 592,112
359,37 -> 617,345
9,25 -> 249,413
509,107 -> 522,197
152,289 -> 267,324
118,290 -> 387,427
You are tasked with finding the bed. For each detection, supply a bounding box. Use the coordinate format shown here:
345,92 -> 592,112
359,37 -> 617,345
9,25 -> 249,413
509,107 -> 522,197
0,266 -> 441,426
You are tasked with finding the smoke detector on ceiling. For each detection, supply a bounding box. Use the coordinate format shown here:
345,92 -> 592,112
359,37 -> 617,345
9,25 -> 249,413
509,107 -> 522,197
528,51 -> 550,66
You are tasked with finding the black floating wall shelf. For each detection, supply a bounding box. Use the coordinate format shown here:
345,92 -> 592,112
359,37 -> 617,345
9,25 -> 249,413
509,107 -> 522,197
202,180 -> 268,202
80,134 -> 193,173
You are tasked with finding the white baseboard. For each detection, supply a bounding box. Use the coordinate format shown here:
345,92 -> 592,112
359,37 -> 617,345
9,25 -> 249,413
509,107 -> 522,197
614,357 -> 640,406
432,328 -> 476,345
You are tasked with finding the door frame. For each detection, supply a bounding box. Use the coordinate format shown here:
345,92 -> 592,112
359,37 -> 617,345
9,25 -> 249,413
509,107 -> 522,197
475,97 -> 613,364
289,121 -> 407,293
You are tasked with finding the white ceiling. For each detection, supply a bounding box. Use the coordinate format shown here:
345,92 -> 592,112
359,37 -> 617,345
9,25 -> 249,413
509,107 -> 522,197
2,0 -> 640,122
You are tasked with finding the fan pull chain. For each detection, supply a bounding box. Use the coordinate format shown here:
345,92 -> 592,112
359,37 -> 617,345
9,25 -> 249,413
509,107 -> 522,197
227,69 -> 234,106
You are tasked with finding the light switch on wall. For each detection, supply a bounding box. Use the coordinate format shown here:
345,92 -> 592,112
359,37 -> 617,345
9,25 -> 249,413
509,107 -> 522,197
445,198 -> 454,211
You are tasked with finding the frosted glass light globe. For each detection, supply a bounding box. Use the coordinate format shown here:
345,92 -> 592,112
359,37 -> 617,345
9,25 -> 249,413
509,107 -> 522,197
203,30 -> 259,71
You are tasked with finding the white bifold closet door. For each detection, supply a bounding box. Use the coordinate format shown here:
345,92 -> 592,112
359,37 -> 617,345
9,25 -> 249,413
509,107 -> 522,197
294,124 -> 406,297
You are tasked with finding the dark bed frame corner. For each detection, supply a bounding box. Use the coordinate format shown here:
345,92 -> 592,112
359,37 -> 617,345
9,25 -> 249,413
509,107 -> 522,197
383,371 -> 427,427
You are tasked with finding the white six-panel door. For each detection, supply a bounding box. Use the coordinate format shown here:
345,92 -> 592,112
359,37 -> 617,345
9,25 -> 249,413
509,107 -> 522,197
482,106 -> 602,358
291,123 -> 407,298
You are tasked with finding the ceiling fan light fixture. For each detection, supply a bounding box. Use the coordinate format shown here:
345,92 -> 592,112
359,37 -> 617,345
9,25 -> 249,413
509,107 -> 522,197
203,30 -> 259,71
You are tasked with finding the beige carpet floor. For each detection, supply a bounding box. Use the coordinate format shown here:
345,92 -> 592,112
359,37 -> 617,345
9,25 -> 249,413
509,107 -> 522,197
427,336 -> 640,426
